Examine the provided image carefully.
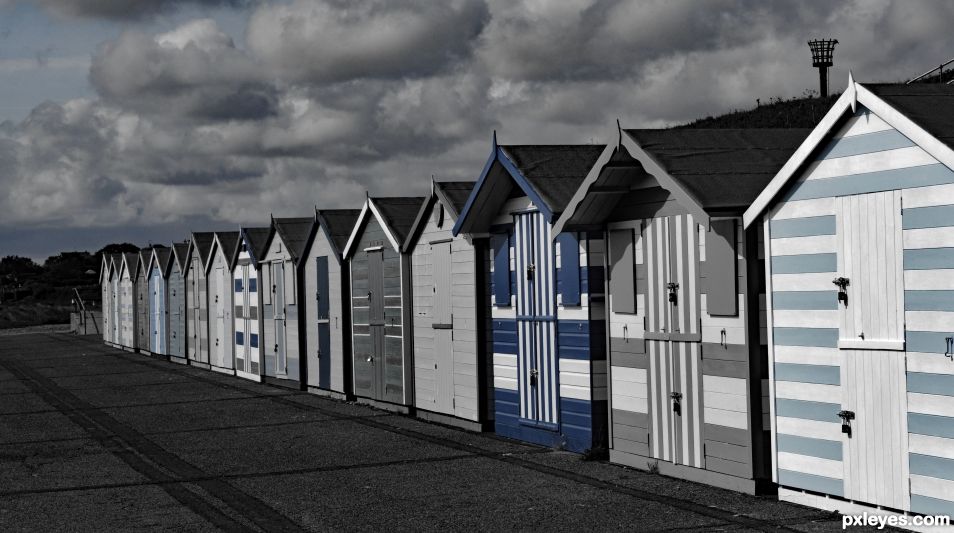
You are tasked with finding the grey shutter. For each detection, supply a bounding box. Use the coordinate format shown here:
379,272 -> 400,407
706,219 -> 738,316
609,229 -> 636,313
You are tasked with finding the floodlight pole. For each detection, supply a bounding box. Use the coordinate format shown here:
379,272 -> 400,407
808,39 -> 838,98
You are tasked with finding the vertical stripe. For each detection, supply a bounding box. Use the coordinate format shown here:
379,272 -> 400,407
649,340 -> 659,457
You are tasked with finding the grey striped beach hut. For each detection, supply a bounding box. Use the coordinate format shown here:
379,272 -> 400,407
100,253 -> 115,345
557,126 -> 808,493
186,233 -> 215,369
301,209 -> 361,399
168,242 -> 190,363
260,217 -> 316,389
136,248 -> 152,352
119,252 -> 139,350
403,180 -> 491,430
744,79 -> 954,518
343,196 -> 425,411
232,226 -> 271,382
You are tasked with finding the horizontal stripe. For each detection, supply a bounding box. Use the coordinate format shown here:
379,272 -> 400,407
906,290 -> 954,311
777,469 -> 843,497
788,163 -> 954,201
770,197 -> 835,220
771,272 -> 838,292
776,416 -> 841,441
773,291 -> 838,310
775,363 -> 840,385
817,129 -> 914,160
910,433 -> 954,461
907,331 -> 953,355
904,248 -> 954,270
909,373 -> 954,397
909,392 -> 954,418
776,398 -> 840,422
903,183 -> 954,209
909,412 -> 954,439
903,204 -> 954,230
837,109 -> 893,138
770,216 -> 836,238
773,327 -> 839,348
773,310 -> 838,329
910,494 -> 954,517
777,452 -> 842,478
911,453 -> 954,482
904,227 -> 954,250
771,253 -> 837,274
775,381 -> 840,402
905,311 -> 954,332
803,145 -> 936,182
769,235 -> 836,257
908,352 -> 954,375
910,475 -> 954,510
777,434 -> 842,461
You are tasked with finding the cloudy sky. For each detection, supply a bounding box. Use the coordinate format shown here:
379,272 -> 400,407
0,0 -> 952,261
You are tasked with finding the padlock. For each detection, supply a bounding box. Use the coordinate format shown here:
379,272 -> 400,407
842,424 -> 852,437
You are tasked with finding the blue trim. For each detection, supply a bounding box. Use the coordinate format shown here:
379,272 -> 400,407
451,150 -> 497,236
903,204 -> 954,230
557,319 -> 591,360
770,216 -> 836,238
250,333 -> 259,348
910,453 -> 954,482
236,331 -> 244,345
909,412 -> 954,439
908,372 -> 954,397
905,248 -> 954,270
773,327 -> 839,348
234,278 -> 243,292
817,129 -> 914,160
773,291 -> 838,310
776,398 -> 841,422
775,363 -> 840,385
911,494 -> 954,517
248,277 -> 257,292
907,331 -> 954,354
786,164 -> 954,202
778,469 -> 843,497
906,290 -> 954,311
492,232 -> 512,307
777,434 -> 842,461
492,318 -> 518,355
771,253 -> 837,274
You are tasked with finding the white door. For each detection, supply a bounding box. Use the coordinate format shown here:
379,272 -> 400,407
432,241 -> 454,415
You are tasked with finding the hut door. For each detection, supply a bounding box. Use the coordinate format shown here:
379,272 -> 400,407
367,249 -> 386,400
273,262 -> 286,375
644,215 -> 702,467
432,241 -> 454,414
513,212 -> 558,427
315,256 -> 331,389
837,191 -> 909,510
212,267 -> 223,366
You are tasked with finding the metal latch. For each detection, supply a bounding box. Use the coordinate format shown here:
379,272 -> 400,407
670,391 -> 682,415
833,277 -> 849,306
838,410 -> 855,437
529,368 -> 538,386
945,337 -> 953,361
667,282 -> 679,305
526,263 -> 536,281
366,355 -> 374,364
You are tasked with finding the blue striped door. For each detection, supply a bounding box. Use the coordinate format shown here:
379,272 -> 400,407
514,211 -> 558,428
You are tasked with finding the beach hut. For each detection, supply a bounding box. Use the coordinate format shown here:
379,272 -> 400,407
259,217 -> 314,389
147,246 -> 172,356
207,231 -> 239,374
168,242 -> 189,363
404,180 -> 491,430
301,209 -> 361,399
118,252 -> 139,350
555,126 -> 808,492
343,196 -> 425,411
136,248 -> 152,352
743,79 -> 954,517
110,254 -> 121,346
186,232 -> 215,369
452,140 -> 611,452
232,226 -> 271,382
100,253 -> 113,345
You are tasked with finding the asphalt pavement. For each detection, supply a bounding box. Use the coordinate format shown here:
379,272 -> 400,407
0,333 -> 874,531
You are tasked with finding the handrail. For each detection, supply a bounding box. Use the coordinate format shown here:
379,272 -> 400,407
907,58 -> 954,83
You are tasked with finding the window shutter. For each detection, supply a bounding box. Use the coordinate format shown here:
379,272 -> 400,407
557,233 -> 581,306
285,260 -> 296,305
706,219 -> 738,316
609,229 -> 636,313
492,233 -> 511,307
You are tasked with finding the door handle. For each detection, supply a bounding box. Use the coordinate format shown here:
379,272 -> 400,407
667,282 -> 679,304
366,355 -> 374,364
526,263 -> 536,281
838,409 -> 855,437
833,277 -> 850,306
529,368 -> 538,386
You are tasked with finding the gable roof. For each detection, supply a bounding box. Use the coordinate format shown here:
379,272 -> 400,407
172,242 -> 190,273
402,180 -> 476,252
210,231 -> 240,272
343,196 -> 425,257
137,248 -> 152,277
190,232 -> 215,272
453,140 -> 612,236
150,246 -> 173,278
316,209 -> 361,258
743,77 -> 954,228
239,226 -> 272,266
122,252 -> 138,278
270,217 -> 316,264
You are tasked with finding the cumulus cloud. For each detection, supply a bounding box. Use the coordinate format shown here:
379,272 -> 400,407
4,0 -> 954,259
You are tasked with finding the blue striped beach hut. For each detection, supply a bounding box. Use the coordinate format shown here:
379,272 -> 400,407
744,77 -> 954,518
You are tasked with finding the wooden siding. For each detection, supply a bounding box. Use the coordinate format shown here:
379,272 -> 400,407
410,200 -> 482,422
168,265 -> 186,359
233,242 -> 262,380
187,254 -> 209,365
208,245 -> 234,371
262,236 -> 302,383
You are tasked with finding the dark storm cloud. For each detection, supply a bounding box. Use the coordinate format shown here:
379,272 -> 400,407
35,0 -> 251,20
5,0 -> 954,261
